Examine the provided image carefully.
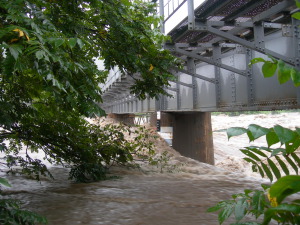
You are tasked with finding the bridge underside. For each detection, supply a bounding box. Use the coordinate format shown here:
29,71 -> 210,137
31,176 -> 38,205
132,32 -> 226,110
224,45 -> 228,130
101,0 -> 300,114
100,0 -> 300,164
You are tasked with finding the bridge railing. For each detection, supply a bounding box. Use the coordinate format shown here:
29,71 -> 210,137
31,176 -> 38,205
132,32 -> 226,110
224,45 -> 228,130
100,67 -> 122,91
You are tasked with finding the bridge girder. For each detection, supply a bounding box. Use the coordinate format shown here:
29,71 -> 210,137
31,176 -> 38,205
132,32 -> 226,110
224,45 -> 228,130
101,0 -> 300,114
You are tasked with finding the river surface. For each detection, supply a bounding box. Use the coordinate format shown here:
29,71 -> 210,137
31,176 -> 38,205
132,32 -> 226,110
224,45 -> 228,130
3,112 -> 297,225
3,164 -> 264,225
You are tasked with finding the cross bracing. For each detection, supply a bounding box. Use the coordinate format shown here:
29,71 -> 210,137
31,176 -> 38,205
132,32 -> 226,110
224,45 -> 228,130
101,0 -> 300,114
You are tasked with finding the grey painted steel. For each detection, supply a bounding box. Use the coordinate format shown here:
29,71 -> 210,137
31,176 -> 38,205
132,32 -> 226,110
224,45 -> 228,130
187,0 -> 195,30
101,0 -> 300,114
172,67 -> 215,83
293,17 -> 300,104
159,0 -> 165,33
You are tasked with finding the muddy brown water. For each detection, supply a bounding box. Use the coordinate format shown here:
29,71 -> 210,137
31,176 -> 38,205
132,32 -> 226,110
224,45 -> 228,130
2,163 -> 268,225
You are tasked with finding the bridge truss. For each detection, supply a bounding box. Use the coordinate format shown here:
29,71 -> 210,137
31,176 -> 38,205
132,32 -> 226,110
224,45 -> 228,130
101,0 -> 300,113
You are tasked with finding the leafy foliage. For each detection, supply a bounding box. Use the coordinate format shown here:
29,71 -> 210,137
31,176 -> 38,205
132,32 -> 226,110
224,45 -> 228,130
208,176 -> 300,225
208,188 -> 267,225
0,177 -> 47,225
0,0 -> 178,179
249,57 -> 300,87
209,122 -> 300,224
227,125 -> 300,182
1,120 -> 160,182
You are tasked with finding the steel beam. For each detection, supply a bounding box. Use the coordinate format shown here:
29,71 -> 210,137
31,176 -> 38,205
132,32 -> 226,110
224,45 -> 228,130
223,0 -> 265,22
252,0 -> 295,23
159,0 -> 165,33
172,67 -> 215,83
174,47 -> 247,76
203,26 -> 294,64
187,0 -> 195,30
204,21 -> 281,29
293,17 -> 300,105
213,45 -> 221,108
166,87 -> 178,92
187,57 -> 197,109
170,79 -> 193,88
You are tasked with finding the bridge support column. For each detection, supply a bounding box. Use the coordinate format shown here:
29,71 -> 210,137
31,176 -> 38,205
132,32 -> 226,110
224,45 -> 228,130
172,112 -> 214,165
149,112 -> 157,128
107,113 -> 135,126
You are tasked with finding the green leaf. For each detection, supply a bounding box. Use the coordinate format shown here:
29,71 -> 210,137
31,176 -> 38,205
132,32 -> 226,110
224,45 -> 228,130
0,177 -> 12,187
262,61 -> 277,78
266,131 -> 280,147
247,130 -> 255,142
218,203 -> 234,224
275,156 -> 289,176
77,38 -> 84,49
296,0 -> 300,8
227,127 -> 248,140
241,149 -> 261,161
120,0 -> 131,6
292,199 -> 300,205
54,38 -> 65,48
263,203 -> 300,225
243,157 -> 257,164
286,137 -> 300,154
35,50 -> 44,60
277,60 -> 291,84
291,153 -> 300,168
232,223 -> 260,225
269,175 -> 300,204
261,184 -> 271,190
244,157 -> 265,177
248,124 -> 270,140
291,68 -> 300,87
207,201 -> 227,212
261,162 -> 273,182
252,190 -> 265,218
268,158 -> 281,179
246,147 -> 268,158
285,155 -> 298,175
234,198 -> 248,221
257,164 -> 265,178
68,38 -> 77,49
248,57 -> 266,66
292,12 -> 300,20
270,148 -> 286,156
274,125 -> 297,144
9,44 -> 23,60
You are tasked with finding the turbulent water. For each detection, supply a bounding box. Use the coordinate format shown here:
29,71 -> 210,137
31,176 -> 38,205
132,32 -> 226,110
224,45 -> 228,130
3,112 -> 298,225
2,165 -> 263,225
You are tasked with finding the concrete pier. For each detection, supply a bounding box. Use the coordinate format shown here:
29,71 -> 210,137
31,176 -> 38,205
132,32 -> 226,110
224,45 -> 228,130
149,112 -> 157,128
107,113 -> 135,126
161,112 -> 214,165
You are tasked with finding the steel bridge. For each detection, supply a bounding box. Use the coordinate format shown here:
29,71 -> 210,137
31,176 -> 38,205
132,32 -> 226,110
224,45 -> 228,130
100,0 -> 300,164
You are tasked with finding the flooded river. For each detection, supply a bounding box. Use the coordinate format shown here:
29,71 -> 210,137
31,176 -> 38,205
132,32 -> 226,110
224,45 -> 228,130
3,163 -> 262,225
3,112 -> 298,225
